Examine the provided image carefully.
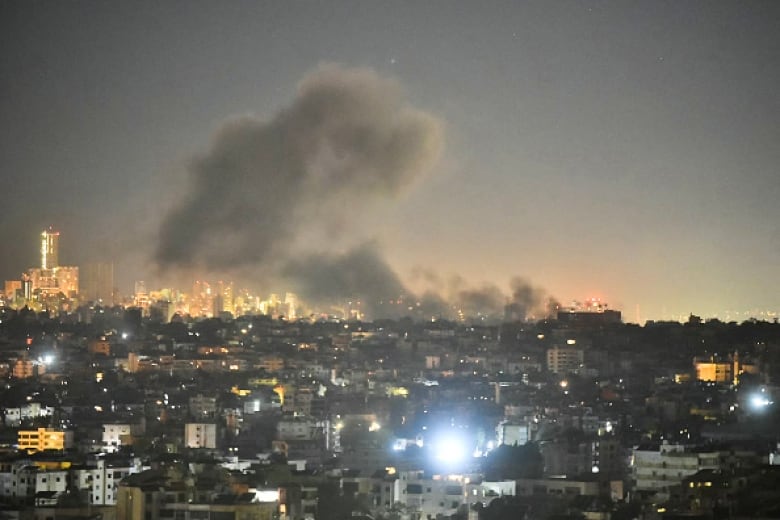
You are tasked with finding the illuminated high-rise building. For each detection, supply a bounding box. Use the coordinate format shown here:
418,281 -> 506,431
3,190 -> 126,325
190,280 -> 214,317
54,266 -> 79,297
27,228 -> 79,302
21,275 -> 32,300
133,280 -> 149,310
217,280 -> 234,315
41,228 -> 59,269
285,292 -> 298,319
267,293 -> 281,317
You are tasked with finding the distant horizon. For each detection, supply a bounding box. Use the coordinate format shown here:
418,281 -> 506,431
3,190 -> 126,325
4,238 -> 779,326
2,2 -> 778,324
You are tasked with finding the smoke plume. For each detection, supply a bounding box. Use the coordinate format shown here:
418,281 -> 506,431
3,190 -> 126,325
280,243 -> 407,318
406,272 -> 556,322
456,284 -> 506,318
156,64 -> 443,271
155,64 -> 557,321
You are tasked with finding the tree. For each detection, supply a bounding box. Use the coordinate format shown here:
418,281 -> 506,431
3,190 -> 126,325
483,442 -> 544,480
478,496 -> 529,520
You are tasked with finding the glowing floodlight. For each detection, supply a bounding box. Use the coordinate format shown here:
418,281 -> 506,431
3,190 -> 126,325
750,394 -> 772,410
433,434 -> 467,464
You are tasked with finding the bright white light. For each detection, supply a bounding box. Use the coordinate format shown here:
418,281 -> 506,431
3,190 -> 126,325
750,394 -> 771,409
254,490 -> 279,502
121,332 -> 128,340
434,435 -> 467,463
369,421 -> 381,432
42,354 -> 54,365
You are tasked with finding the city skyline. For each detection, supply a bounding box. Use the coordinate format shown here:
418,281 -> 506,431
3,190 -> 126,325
2,226 -> 773,324
1,2 -> 779,321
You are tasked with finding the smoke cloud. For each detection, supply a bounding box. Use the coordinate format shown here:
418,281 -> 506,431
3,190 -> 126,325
456,284 -> 506,318
156,64 -> 443,271
156,64 -> 557,321
281,243 -> 407,317
505,277 -> 558,321
405,272 -> 556,322
447,277 -> 557,321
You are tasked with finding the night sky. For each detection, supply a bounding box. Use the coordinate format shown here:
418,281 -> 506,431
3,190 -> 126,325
1,1 -> 778,321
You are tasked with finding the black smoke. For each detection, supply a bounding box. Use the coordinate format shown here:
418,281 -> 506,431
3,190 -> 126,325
280,243 -> 408,318
505,277 -> 558,321
156,64 -> 443,271
155,64 -> 556,321
406,272 -> 557,322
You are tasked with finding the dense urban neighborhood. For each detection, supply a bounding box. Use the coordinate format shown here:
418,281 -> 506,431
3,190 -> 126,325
2,300 -> 780,520
4,2 -> 779,519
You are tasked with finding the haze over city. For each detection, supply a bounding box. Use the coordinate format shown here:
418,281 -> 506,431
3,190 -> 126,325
2,1 -> 779,322
6,5 -> 780,520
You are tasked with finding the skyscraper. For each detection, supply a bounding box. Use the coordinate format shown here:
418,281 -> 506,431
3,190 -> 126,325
27,228 -> 79,302
217,280 -> 234,315
40,228 -> 59,269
